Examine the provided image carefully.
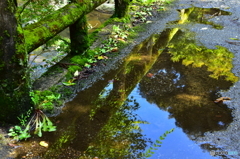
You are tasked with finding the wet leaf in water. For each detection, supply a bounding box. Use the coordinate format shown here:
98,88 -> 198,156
229,38 -> 239,40
214,97 -> 231,103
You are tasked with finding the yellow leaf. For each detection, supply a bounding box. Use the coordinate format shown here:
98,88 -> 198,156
229,38 -> 239,40
39,141 -> 48,148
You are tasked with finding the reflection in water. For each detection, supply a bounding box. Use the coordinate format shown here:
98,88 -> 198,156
86,98 -> 151,158
10,7 -> 238,159
41,22 -> 176,158
187,7 -> 232,29
168,30 -> 238,83
139,51 -> 233,136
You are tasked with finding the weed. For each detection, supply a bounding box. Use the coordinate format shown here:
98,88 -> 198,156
8,91 -> 59,141
8,109 -> 56,140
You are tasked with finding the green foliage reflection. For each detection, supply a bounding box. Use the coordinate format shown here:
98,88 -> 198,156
168,32 -> 238,82
86,97 -> 152,158
142,128 -> 174,158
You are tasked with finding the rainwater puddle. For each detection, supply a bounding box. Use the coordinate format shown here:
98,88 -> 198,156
12,7 -> 240,159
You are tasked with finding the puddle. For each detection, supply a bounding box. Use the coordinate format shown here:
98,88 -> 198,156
187,7 -> 232,29
6,6 -> 240,159
168,29 -> 237,83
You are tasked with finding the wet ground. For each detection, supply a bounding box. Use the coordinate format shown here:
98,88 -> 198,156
1,0 -> 240,158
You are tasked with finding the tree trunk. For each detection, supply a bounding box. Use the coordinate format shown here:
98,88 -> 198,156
70,15 -> 89,55
113,0 -> 131,18
0,0 -> 32,124
0,0 -> 108,124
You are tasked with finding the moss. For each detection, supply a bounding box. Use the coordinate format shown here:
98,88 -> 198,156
68,65 -> 82,73
112,0 -> 131,18
69,15 -> 90,55
65,71 -> 73,81
61,87 -> 73,97
70,56 -> 88,65
87,50 -> 96,57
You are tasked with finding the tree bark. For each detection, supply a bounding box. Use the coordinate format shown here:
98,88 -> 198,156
70,15 -> 89,55
0,0 -> 32,124
113,0 -> 131,18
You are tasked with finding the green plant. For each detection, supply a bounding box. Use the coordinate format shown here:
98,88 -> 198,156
112,25 -> 122,34
112,25 -> 128,40
8,125 -> 31,141
28,109 -> 56,137
142,128 -> 174,158
142,7 -> 153,15
8,91 -> 59,141
8,109 -> 57,140
18,107 -> 33,126
134,11 -> 147,22
162,0 -> 172,4
8,107 -> 33,140
30,90 -> 61,112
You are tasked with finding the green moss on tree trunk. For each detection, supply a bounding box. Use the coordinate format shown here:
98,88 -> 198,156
112,0 -> 131,18
0,0 -> 108,124
70,15 -> 89,55
23,0 -> 107,53
0,0 -> 32,124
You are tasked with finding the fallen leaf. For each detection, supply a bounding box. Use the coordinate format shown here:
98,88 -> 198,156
62,81 -> 76,86
8,143 -> 18,147
229,38 -> 239,40
39,141 -> 48,148
214,97 -> 231,103
103,56 -> 108,59
117,38 -> 126,42
146,73 -> 154,78
73,70 -> 79,77
111,47 -> 118,52
97,56 -> 104,60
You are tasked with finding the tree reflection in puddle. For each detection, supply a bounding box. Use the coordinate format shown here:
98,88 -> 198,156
86,97 -> 151,158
